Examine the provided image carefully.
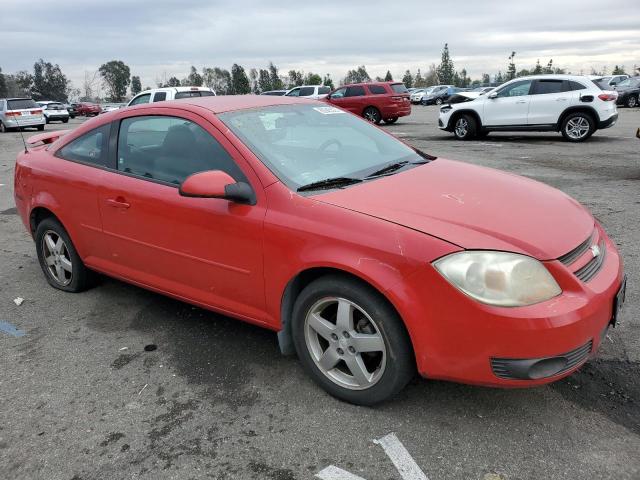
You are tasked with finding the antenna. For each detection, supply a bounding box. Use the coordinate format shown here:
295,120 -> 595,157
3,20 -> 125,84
12,104 -> 29,154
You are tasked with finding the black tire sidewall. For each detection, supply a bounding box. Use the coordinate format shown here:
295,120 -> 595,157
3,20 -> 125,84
291,275 -> 415,405
363,107 -> 381,125
561,112 -> 594,142
627,95 -> 637,108
35,217 -> 89,292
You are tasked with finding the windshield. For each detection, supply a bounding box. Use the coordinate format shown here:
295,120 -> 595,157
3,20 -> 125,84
47,103 -> 64,110
7,99 -> 38,110
219,104 -> 422,191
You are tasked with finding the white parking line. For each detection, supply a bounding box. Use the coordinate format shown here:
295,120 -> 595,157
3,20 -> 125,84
315,465 -> 367,480
373,433 -> 429,480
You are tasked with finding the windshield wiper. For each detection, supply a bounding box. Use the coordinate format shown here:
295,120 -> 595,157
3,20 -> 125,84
297,177 -> 362,192
366,161 -> 409,178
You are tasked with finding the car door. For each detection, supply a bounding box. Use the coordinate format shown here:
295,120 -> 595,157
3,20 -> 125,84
95,109 -> 268,322
342,85 -> 367,113
482,79 -> 533,126
285,87 -> 301,97
152,91 -> 168,102
527,79 -> 578,125
297,86 -> 316,99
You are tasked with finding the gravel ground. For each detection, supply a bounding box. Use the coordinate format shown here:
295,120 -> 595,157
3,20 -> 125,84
0,106 -> 638,480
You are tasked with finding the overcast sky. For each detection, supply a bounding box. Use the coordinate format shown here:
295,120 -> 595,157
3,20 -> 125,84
2,0 -> 639,90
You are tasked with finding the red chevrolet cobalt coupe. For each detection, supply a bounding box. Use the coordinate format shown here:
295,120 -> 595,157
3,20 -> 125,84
14,96 -> 626,405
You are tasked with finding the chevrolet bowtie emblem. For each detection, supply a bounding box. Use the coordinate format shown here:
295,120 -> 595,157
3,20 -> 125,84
591,245 -> 601,258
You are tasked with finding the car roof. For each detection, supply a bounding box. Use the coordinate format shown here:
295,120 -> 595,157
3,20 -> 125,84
140,86 -> 213,94
134,94 -> 319,114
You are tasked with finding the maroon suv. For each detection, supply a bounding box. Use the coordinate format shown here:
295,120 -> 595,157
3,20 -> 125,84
324,82 -> 411,124
75,102 -> 102,117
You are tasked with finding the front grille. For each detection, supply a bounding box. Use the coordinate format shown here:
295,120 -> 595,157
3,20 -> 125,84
574,240 -> 606,282
491,340 -> 593,380
558,232 -> 593,266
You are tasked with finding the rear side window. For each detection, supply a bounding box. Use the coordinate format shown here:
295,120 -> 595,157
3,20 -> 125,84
390,84 -> 408,94
7,99 -> 38,110
116,115 -> 245,185
299,87 -> 315,97
153,92 -> 167,102
318,87 -> 330,94
200,90 -> 215,96
129,93 -> 151,105
368,85 -> 387,95
532,80 -> 564,95
567,81 -> 586,91
345,86 -> 366,97
57,124 -> 111,167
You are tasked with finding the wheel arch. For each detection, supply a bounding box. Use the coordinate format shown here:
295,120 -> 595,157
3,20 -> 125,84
447,109 -> 482,131
30,206 -> 62,236
557,106 -> 599,131
277,266 -> 410,357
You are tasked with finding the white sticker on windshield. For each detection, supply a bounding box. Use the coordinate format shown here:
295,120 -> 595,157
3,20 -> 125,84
313,106 -> 345,115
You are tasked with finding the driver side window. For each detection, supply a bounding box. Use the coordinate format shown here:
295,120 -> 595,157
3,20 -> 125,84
330,88 -> 347,99
129,93 -> 151,105
286,88 -> 301,97
496,80 -> 533,98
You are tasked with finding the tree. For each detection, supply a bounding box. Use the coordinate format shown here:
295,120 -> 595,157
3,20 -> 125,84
384,70 -> 393,81
402,70 -> 413,88
424,64 -> 438,86
457,69 -> 470,87
436,44 -> 455,85
81,70 -> 100,101
414,69 -> 426,88
494,71 -> 504,84
304,72 -> 322,85
532,59 -> 543,75
481,73 -> 491,85
258,69 -> 272,92
31,59 -> 69,101
0,67 -> 7,98
186,66 -> 203,86
231,64 -> 251,94
288,70 -> 303,87
131,76 -> 142,96
322,74 -> 334,90
342,65 -> 371,85
249,68 -> 259,93
202,67 -> 232,94
99,60 -> 131,102
268,62 -> 283,90
612,65 -> 626,75
167,76 -> 181,87
506,51 -> 517,80
544,59 -> 554,74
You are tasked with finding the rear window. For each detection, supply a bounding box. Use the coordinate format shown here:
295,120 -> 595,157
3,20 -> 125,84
299,87 -> 315,97
7,99 -> 38,110
47,103 -> 65,110
175,91 -> 213,99
390,84 -> 408,94
318,87 -> 330,94
200,90 -> 215,96
368,85 -> 387,95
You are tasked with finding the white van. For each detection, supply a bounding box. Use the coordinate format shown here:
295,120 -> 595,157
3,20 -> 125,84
127,86 -> 216,107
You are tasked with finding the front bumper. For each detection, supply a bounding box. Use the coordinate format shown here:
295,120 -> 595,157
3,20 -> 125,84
389,227 -> 624,387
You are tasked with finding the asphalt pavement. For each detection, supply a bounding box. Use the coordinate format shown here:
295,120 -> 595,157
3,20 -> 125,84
0,106 -> 639,480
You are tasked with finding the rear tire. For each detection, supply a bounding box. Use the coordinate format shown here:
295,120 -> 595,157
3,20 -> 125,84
292,275 -> 415,405
453,114 -> 478,140
0,121 -> 8,133
35,217 -> 92,292
435,98 -> 443,105
384,117 -> 398,124
363,107 -> 382,124
561,112 -> 594,142
626,95 -> 638,108
62,118 -> 69,123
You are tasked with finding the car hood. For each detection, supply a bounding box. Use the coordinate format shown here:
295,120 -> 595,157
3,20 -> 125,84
315,159 -> 594,260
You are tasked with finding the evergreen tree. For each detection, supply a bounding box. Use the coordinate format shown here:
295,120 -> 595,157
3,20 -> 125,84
402,70 -> 413,88
507,52 -> 517,80
436,44 -> 455,84
612,65 -> 626,75
186,66 -> 203,86
322,74 -> 334,90
258,69 -> 272,92
532,59 -> 543,75
249,68 -> 259,93
414,69 -> 425,87
231,64 -> 251,94
384,70 -> 393,81
268,62 -> 283,90
0,67 -> 8,98
167,77 -> 181,87
288,70 -> 303,87
544,59 -> 554,74
481,73 -> 491,85
495,71 -> 504,84
131,76 -> 142,96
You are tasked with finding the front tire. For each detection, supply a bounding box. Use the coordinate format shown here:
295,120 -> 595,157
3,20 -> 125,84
626,95 -> 638,108
453,114 -> 478,140
561,112 -> 594,142
35,217 -> 92,292
363,107 -> 382,124
292,275 -> 415,405
435,98 -> 443,105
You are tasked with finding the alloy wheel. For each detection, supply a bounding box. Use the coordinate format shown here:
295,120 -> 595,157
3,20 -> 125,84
364,108 -> 380,123
628,96 -> 637,108
304,297 -> 387,390
42,230 -> 73,286
565,116 -> 590,140
455,118 -> 469,138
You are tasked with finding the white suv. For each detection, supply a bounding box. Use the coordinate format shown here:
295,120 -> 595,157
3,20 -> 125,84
438,75 -> 618,142
127,86 -> 216,107
284,85 -> 331,100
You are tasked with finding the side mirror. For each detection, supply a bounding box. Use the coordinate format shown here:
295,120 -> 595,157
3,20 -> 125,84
179,170 -> 253,204
488,92 -> 498,99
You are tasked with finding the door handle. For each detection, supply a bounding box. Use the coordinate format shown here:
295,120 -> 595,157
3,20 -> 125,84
106,198 -> 131,209
515,100 -> 527,104
556,97 -> 568,101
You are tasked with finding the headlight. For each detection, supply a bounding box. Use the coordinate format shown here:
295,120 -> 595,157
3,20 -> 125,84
433,251 -> 561,307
